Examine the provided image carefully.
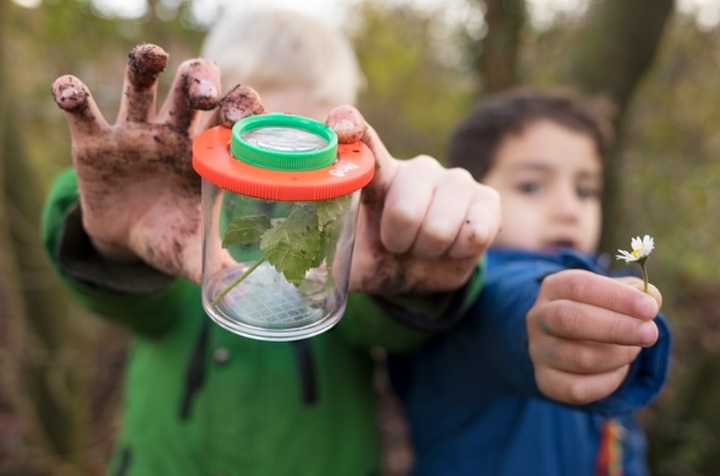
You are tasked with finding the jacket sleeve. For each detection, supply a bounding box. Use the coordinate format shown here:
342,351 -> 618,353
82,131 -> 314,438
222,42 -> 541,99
426,253 -> 672,416
41,168 -> 193,337
336,260 -> 485,353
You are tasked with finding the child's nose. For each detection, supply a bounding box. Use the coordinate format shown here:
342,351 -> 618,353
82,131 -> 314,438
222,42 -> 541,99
553,184 -> 582,220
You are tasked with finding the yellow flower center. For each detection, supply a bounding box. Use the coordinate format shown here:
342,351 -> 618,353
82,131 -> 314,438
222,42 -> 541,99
631,248 -> 642,258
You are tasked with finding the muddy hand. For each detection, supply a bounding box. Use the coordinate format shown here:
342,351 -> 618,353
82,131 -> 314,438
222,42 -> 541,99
327,106 -> 501,295
51,43 -> 264,284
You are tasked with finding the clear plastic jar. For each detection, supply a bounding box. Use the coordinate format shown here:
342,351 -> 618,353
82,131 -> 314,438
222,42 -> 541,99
193,113 -> 374,341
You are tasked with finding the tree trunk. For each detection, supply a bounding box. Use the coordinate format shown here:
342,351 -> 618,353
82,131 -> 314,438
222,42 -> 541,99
562,0 -> 675,251
475,0 -> 525,93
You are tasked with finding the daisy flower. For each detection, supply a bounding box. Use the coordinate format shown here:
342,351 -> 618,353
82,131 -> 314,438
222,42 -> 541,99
616,234 -> 655,293
615,235 -> 654,263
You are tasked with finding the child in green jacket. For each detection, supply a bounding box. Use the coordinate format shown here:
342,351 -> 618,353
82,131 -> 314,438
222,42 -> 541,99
43,8 -> 500,476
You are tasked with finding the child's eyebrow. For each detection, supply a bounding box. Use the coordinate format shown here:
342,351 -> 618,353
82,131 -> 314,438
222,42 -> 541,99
576,170 -> 603,181
508,162 -> 552,173
509,162 -> 603,181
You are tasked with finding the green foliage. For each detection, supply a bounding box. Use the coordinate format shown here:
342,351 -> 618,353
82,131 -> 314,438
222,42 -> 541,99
349,1 -> 479,161
7,0 -> 720,473
315,196 -> 350,270
1,1 -> 210,472
7,0 -> 207,187
613,15 -> 720,286
614,18 -> 720,475
520,15 -> 720,473
354,4 -> 720,474
215,196 -> 349,305
222,215 -> 272,248
259,203 -> 325,286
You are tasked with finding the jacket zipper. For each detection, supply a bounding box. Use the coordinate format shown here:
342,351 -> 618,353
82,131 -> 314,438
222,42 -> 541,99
292,339 -> 318,405
179,318 -> 211,420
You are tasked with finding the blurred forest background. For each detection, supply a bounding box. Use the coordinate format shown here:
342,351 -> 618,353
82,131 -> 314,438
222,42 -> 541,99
1,0 -> 720,474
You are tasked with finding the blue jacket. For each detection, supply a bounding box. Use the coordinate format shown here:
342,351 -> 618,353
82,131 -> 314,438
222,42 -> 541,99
389,248 -> 672,476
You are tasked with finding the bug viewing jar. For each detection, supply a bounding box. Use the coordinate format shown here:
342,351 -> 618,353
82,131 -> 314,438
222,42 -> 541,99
192,113 -> 374,341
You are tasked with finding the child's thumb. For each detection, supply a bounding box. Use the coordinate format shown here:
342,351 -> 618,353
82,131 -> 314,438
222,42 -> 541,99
326,105 -> 399,207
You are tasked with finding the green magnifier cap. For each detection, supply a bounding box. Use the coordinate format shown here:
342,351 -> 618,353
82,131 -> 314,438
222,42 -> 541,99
230,113 -> 339,172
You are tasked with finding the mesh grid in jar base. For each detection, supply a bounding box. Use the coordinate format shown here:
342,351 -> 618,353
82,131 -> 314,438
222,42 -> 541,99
202,261 -> 344,341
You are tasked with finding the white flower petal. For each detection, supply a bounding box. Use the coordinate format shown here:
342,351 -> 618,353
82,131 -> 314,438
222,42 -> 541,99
615,250 -> 638,263
642,235 -> 654,256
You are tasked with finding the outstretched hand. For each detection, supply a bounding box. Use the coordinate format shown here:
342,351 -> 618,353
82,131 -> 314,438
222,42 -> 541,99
52,44 -> 500,295
51,44 -> 264,283
327,106 -> 501,295
527,270 -> 662,405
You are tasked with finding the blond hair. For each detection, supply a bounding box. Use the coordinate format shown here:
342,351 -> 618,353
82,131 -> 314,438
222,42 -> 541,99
200,7 -> 364,107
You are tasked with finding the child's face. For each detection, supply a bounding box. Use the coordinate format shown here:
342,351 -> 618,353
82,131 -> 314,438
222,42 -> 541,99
482,120 -> 603,255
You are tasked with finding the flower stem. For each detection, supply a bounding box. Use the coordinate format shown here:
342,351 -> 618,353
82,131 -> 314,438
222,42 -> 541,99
210,258 -> 268,308
639,263 -> 649,294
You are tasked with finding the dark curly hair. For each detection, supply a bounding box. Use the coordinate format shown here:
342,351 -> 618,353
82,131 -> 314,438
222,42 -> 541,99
448,88 -> 614,181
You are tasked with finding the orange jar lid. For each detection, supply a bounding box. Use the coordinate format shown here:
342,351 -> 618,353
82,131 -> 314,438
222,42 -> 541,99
192,114 -> 375,201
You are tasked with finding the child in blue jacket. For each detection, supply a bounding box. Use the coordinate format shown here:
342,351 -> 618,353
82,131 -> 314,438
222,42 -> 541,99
388,89 -> 671,476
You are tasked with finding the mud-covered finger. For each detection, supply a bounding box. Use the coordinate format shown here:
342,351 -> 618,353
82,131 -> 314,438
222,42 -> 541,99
446,185 -> 501,259
205,84 -> 265,129
157,58 -> 222,131
326,105 -> 394,172
327,106 -> 399,207
326,105 -> 366,143
51,75 -> 110,137
117,44 -> 168,123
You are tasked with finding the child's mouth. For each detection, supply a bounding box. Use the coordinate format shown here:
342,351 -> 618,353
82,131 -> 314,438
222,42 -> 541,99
545,240 -> 576,251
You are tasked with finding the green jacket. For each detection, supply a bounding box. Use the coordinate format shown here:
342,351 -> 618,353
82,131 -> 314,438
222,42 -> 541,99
42,168 -> 480,476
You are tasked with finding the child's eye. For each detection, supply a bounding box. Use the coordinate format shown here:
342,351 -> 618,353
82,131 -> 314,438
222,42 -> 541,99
518,182 -> 541,194
577,185 -> 601,199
